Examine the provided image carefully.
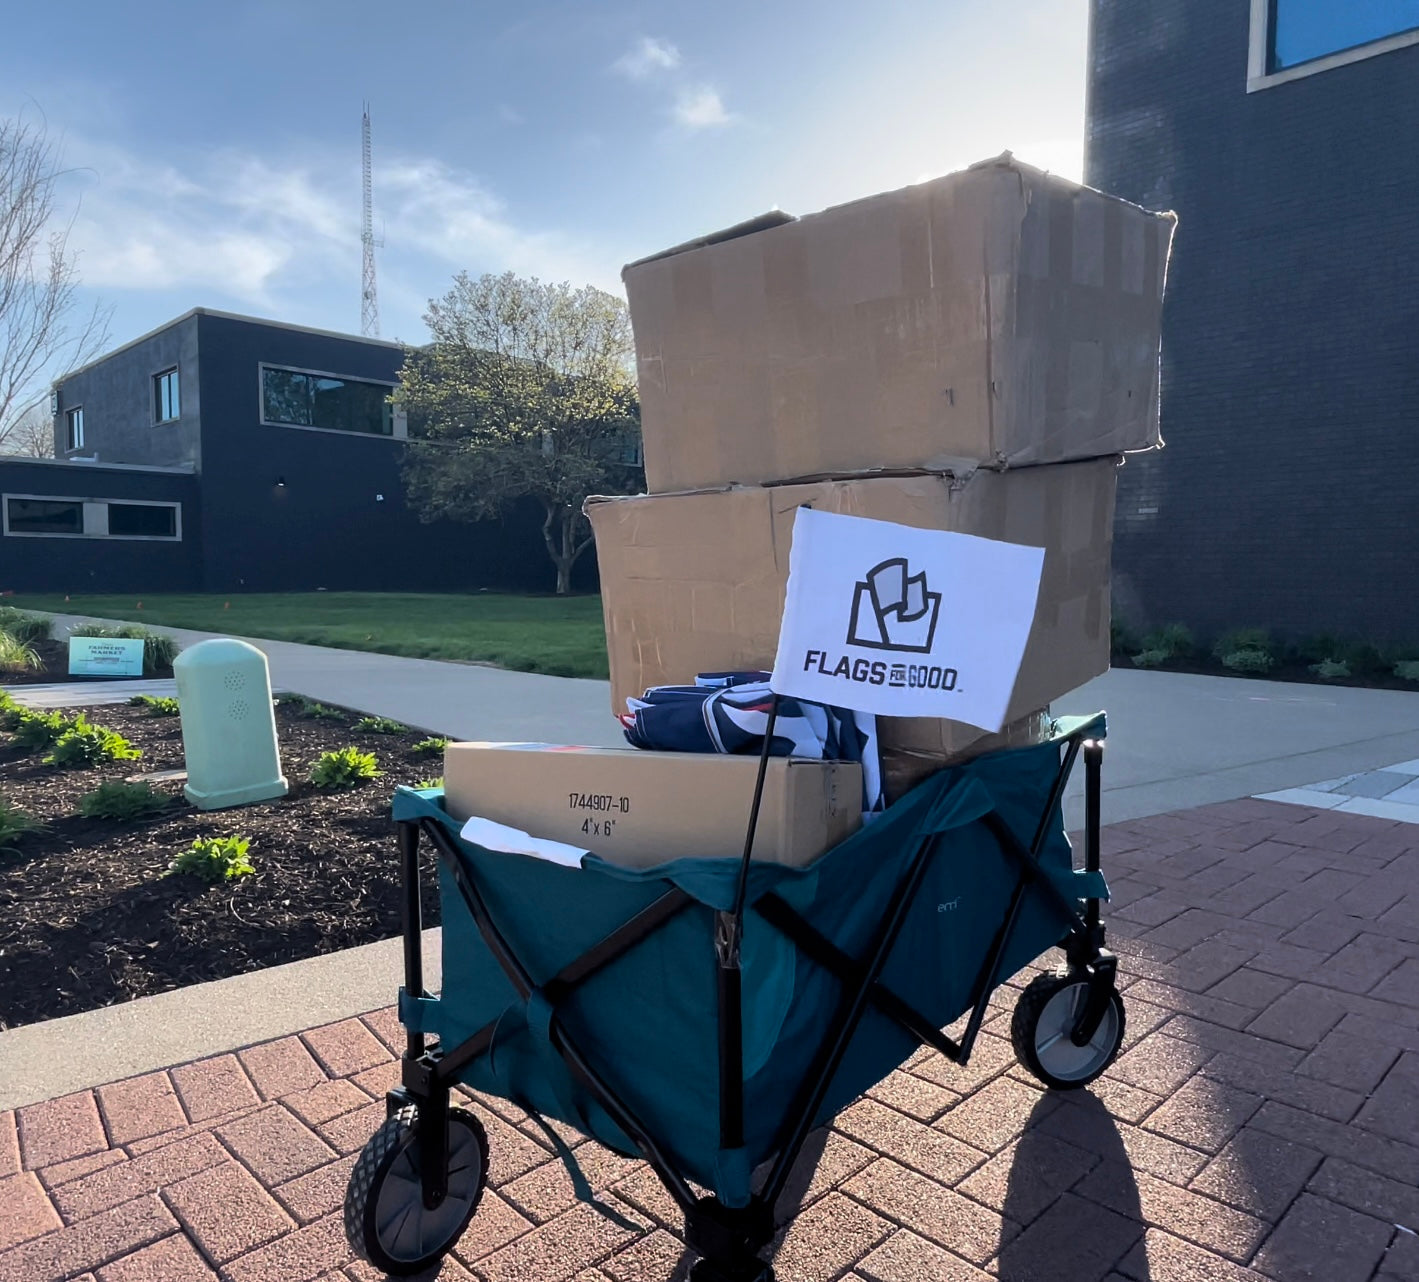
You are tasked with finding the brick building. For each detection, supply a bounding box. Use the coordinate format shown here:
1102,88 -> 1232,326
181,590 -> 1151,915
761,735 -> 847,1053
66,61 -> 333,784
1,310 -> 595,594
1087,2 -> 1419,643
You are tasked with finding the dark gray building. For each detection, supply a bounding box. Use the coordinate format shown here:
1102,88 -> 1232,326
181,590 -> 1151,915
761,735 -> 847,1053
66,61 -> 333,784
1087,1 -> 1419,644
2,309 -> 579,594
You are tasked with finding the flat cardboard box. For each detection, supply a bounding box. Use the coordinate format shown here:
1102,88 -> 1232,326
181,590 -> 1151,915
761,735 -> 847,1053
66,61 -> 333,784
585,456 -> 1116,756
623,154 -> 1176,492
443,742 -> 862,869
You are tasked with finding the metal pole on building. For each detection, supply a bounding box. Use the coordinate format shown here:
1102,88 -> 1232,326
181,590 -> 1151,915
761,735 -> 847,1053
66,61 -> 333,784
361,104 -> 380,339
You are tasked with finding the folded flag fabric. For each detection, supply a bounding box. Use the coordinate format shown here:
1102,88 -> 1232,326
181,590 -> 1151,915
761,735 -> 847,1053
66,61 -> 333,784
620,671 -> 884,815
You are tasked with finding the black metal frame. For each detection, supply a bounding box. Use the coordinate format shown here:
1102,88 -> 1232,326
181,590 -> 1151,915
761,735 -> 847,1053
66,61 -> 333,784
385,717 -> 1111,1282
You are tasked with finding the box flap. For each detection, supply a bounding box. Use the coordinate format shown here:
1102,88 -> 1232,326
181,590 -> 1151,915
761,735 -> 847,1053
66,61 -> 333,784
622,210 -> 798,274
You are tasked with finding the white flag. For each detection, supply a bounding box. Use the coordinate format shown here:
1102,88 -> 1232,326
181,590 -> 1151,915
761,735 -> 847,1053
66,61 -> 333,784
769,508 -> 1045,731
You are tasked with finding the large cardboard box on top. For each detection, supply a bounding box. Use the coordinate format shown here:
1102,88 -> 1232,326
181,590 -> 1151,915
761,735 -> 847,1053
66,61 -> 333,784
443,742 -> 862,869
585,456 -> 1116,761
624,154 -> 1176,493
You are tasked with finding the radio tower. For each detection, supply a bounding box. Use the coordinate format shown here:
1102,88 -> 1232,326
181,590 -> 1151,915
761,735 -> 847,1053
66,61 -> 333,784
360,104 -> 380,338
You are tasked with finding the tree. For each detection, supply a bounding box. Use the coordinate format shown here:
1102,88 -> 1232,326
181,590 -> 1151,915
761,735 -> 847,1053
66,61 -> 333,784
0,404 -> 54,457
400,271 -> 642,594
0,115 -> 110,450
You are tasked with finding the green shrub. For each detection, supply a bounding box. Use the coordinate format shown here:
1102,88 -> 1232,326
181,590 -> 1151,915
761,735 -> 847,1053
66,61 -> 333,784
1222,648 -> 1275,675
1110,618 -> 1141,656
1395,660 -> 1419,683
354,715 -> 409,734
410,776 -> 444,790
12,709 -> 72,753
44,717 -> 142,768
68,624 -> 178,675
1130,622 -> 1195,669
309,746 -> 382,789
0,795 -> 43,854
1309,659 -> 1351,681
0,630 -> 43,673
0,609 -> 51,647
168,834 -> 254,883
277,695 -> 346,721
77,780 -> 172,821
1291,634 -> 1343,666
1155,623 -> 1195,655
0,690 -> 22,731
128,694 -> 180,716
412,736 -> 450,757
1213,628 -> 1273,663
1339,642 -> 1387,680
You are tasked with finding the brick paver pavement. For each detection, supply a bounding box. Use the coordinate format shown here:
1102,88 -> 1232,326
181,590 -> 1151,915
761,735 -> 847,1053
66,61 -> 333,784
2,799 -> 1417,1281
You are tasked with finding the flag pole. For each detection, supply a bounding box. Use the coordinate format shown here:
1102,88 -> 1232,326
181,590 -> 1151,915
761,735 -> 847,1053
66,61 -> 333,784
716,692 -> 779,1151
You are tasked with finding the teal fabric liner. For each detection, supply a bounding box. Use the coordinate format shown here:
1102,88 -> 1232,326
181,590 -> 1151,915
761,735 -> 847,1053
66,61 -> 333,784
391,713 -> 1107,1205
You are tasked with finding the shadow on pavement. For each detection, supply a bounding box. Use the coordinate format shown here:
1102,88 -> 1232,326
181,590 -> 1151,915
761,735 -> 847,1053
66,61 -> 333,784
998,1091 -> 1149,1281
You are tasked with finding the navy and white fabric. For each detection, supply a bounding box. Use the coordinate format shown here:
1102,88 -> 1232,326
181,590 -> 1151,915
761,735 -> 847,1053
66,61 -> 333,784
620,671 -> 884,816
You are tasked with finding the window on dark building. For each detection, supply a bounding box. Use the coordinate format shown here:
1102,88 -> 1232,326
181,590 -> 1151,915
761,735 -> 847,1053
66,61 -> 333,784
2,496 -> 182,539
107,502 -> 179,538
65,406 -> 84,451
260,366 -> 394,436
1270,0 -> 1419,70
5,497 -> 83,535
154,368 -> 180,422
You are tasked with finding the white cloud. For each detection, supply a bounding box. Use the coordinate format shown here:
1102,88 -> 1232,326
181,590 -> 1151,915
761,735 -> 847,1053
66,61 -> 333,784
673,86 -> 732,129
52,136 -> 625,337
613,36 -> 681,79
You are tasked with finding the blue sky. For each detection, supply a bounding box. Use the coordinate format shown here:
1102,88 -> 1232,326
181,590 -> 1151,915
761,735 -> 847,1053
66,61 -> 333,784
3,0 -> 1088,357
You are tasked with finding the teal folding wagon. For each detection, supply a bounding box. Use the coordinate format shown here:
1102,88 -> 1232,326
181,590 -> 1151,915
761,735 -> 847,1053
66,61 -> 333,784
343,713 -> 1125,1281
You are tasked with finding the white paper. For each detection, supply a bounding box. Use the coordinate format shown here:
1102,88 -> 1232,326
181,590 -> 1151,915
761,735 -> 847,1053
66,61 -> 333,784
770,507 -> 1045,732
459,815 -> 588,869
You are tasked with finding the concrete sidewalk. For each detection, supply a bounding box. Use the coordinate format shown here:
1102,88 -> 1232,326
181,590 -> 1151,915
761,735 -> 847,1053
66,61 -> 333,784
1,799 -> 1415,1282
40,614 -> 622,749
35,614 -> 1419,826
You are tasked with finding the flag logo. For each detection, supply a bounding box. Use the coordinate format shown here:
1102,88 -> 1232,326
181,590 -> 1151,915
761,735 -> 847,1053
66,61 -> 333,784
846,558 -> 942,653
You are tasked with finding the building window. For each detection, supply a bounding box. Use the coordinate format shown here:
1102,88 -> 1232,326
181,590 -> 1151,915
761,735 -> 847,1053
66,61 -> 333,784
260,365 -> 394,436
107,501 -> 179,539
1251,0 -> 1419,86
1270,0 -> 1419,70
5,497 -> 83,535
154,367 -> 180,423
66,407 -> 84,452
2,495 -> 182,540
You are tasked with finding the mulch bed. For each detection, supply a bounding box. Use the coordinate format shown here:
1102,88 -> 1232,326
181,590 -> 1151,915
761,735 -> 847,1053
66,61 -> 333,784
0,700 -> 444,1031
2,637 -> 176,687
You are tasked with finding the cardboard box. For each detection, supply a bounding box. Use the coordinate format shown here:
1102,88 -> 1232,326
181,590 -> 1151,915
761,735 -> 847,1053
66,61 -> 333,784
585,456 -> 1116,748
623,154 -> 1176,493
880,709 -> 1053,802
443,742 -> 862,870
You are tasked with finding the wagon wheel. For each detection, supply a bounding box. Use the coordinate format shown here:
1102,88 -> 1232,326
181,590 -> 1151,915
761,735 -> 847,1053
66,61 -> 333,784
344,1104 -> 488,1276
1011,972 -> 1126,1090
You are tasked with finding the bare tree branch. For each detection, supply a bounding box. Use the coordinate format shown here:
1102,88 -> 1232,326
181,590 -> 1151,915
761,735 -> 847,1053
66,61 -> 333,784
0,403 -> 54,456
0,114 -> 111,444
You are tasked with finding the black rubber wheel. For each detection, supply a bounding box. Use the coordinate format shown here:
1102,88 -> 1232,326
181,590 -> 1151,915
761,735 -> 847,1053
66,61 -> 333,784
1011,972 -> 1126,1090
344,1104 -> 489,1276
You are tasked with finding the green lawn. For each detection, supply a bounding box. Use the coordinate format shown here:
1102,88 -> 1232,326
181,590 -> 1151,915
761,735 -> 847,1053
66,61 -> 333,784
11,592 -> 610,679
